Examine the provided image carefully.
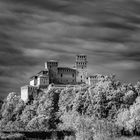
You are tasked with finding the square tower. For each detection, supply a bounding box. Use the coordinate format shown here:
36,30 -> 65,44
46,60 -> 58,84
75,54 -> 88,83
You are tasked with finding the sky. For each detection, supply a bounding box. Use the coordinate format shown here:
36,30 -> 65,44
0,0 -> 140,97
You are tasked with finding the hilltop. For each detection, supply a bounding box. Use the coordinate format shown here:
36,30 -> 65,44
0,74 -> 140,139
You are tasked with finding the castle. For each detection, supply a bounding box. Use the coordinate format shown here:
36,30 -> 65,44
21,54 -> 89,102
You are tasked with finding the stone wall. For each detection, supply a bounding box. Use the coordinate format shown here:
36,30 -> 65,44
57,68 -> 76,84
21,85 -> 38,103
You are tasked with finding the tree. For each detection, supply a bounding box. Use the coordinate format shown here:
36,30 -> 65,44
26,115 -> 49,131
0,93 -> 22,126
123,90 -> 137,105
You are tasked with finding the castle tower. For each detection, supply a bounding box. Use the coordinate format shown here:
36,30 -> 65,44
46,60 -> 58,84
75,54 -> 88,83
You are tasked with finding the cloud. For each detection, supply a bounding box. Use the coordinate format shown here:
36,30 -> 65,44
0,0 -> 140,97
105,60 -> 140,70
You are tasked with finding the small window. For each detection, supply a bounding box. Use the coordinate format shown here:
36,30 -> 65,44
61,74 -> 63,77
81,75 -> 82,78
72,74 -> 75,77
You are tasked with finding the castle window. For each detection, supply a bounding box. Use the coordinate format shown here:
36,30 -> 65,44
81,75 -> 82,78
72,74 -> 75,77
61,74 -> 63,77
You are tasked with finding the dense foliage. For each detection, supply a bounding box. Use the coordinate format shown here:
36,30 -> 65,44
0,74 -> 140,139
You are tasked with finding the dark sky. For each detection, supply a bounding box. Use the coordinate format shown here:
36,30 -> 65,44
0,0 -> 140,97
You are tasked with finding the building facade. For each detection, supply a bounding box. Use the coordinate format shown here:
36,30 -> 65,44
57,67 -> 76,84
86,74 -> 106,86
30,69 -> 49,88
44,54 -> 88,85
21,54 -> 88,102
21,85 -> 38,102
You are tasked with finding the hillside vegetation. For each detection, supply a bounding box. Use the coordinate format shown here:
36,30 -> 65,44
0,74 -> 140,140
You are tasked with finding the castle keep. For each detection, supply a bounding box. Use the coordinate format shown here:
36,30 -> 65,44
21,54 -> 88,102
